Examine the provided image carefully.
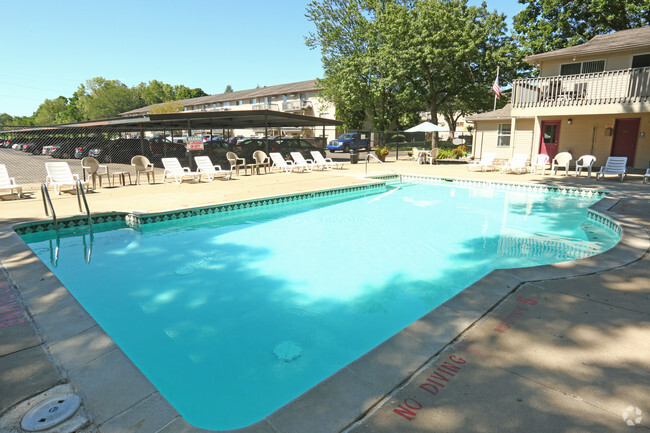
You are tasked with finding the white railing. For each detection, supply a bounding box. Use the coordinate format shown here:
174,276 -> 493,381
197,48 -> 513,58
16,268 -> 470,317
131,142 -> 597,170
252,103 -> 280,111
512,67 -> 650,109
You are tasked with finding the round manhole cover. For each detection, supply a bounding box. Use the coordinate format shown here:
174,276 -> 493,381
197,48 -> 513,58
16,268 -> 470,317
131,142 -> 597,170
20,394 -> 81,432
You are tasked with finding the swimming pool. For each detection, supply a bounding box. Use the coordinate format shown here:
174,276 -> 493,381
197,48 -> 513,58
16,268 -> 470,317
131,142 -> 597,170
21,181 -> 619,430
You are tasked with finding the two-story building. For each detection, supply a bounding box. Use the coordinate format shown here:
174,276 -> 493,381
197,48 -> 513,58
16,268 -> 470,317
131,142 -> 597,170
469,26 -> 650,170
120,80 -> 338,141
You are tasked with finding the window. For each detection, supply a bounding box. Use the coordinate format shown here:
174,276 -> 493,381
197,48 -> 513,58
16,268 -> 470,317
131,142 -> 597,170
250,98 -> 256,104
632,54 -> 650,68
560,60 -> 604,75
497,123 -> 511,147
543,124 -> 557,144
237,100 -> 243,106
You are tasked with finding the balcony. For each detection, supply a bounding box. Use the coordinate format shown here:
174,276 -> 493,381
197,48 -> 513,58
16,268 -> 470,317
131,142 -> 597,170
252,103 -> 280,111
282,100 -> 313,112
512,67 -> 650,115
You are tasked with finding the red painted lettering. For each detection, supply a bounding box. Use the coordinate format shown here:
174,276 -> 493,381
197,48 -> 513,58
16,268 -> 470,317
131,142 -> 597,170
0,302 -> 20,312
516,296 -> 538,306
393,403 -> 419,420
429,371 -> 451,383
0,318 -> 26,327
449,355 -> 466,364
0,311 -> 23,321
404,398 -> 422,410
419,382 -> 440,395
438,362 -> 460,375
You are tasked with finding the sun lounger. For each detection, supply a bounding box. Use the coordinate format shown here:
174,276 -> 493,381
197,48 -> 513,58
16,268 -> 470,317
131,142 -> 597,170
161,158 -> 201,184
530,154 -> 549,175
45,161 -> 89,195
0,164 -> 23,198
500,153 -> 528,174
467,152 -> 496,171
194,156 -> 231,181
270,152 -> 297,173
596,156 -> 627,182
574,155 -> 596,177
290,152 -> 314,172
310,150 -> 343,170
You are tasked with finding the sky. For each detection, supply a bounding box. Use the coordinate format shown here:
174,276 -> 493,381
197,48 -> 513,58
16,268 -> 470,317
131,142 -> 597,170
0,0 -> 525,117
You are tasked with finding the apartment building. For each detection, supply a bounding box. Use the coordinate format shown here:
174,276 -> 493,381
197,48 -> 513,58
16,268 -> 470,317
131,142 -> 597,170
469,26 -> 650,170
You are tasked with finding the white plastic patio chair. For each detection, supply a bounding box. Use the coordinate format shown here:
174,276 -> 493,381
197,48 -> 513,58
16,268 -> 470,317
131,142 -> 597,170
81,157 -> 111,189
131,155 -> 155,184
270,152 -> 296,173
194,156 -> 231,181
310,150 -> 343,170
551,152 -> 573,175
0,164 -> 23,198
500,153 -> 529,174
251,150 -> 271,174
427,148 -> 440,165
596,156 -> 627,182
161,158 -> 201,184
467,152 -> 496,172
45,161 -> 89,195
530,154 -> 550,175
574,155 -> 596,178
290,152 -> 314,172
226,151 -> 247,176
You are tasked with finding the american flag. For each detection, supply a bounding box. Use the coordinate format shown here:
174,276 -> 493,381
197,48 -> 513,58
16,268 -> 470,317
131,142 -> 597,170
492,76 -> 501,99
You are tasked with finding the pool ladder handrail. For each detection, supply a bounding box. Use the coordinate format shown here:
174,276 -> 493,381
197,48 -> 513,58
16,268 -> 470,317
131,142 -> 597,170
364,154 -> 403,183
41,180 -> 93,231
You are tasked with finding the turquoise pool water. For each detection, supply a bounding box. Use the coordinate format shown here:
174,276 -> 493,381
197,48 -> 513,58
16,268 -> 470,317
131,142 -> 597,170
23,182 -> 619,429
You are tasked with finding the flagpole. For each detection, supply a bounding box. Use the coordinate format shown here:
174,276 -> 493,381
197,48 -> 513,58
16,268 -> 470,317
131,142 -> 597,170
493,66 -> 499,111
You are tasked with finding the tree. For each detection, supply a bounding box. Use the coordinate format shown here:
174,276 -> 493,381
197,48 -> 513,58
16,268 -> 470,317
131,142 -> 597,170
148,101 -> 184,114
135,80 -> 176,106
513,0 -> 650,57
34,97 -> 69,125
224,85 -> 234,93
174,85 -> 207,100
77,77 -> 142,120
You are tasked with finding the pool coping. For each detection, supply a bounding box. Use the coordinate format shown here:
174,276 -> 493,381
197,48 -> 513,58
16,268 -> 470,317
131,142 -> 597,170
1,177 -> 648,433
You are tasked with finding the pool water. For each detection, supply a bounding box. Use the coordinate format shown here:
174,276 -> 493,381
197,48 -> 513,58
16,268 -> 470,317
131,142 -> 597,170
23,183 -> 619,429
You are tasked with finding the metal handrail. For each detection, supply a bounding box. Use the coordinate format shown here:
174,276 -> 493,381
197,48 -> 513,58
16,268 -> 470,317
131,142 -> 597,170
41,183 -> 58,232
76,179 -> 92,229
364,154 -> 403,183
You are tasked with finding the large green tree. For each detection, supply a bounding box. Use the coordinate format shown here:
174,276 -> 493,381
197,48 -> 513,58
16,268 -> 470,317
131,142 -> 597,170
306,0 -> 514,141
77,77 -> 142,120
34,96 -> 69,125
513,0 -> 650,57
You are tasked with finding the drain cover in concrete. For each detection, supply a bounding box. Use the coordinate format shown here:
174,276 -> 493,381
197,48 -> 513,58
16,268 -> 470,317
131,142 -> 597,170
21,394 -> 81,432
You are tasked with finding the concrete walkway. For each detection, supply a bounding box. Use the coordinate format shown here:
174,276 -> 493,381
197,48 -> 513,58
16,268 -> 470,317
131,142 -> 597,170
0,159 -> 648,432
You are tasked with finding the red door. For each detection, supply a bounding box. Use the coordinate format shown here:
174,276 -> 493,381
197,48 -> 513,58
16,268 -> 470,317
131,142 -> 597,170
539,120 -> 561,159
611,118 -> 640,166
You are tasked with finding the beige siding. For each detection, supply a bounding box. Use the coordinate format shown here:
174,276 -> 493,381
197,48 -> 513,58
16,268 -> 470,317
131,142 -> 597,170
476,114 -> 650,169
539,48 -> 650,76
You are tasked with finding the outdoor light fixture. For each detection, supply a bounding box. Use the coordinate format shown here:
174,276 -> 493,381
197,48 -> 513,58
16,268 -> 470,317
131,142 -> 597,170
567,118 -> 573,125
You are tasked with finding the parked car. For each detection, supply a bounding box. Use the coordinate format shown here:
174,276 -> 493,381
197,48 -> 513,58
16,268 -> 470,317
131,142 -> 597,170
193,138 -> 236,168
42,144 -> 60,155
327,132 -> 371,152
89,139 -> 153,164
149,136 -> 187,159
277,138 -> 326,161
235,138 -> 281,163
51,142 -> 78,159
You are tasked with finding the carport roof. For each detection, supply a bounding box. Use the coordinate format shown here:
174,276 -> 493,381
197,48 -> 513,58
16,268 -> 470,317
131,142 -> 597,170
2,110 -> 342,133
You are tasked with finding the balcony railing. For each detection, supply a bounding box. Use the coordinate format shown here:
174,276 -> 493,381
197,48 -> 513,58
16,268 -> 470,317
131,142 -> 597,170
512,67 -> 650,109
252,103 -> 280,111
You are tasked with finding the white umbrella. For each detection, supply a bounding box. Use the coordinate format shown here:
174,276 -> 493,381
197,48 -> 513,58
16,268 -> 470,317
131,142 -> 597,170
405,121 -> 448,133
405,122 -> 448,147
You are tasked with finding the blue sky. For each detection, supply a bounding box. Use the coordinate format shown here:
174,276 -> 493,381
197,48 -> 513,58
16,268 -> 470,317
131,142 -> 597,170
0,0 -> 524,117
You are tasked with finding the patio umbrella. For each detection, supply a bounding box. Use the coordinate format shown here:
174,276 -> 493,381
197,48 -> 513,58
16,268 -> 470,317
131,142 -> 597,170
405,122 -> 448,147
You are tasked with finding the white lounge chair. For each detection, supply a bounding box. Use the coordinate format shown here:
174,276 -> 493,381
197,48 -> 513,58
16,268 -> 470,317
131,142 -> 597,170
45,161 -> 89,195
574,155 -> 596,178
161,158 -> 201,184
290,152 -> 314,172
551,152 -> 573,175
596,156 -> 627,182
310,150 -> 343,170
131,155 -> 155,184
467,152 -> 496,171
500,153 -> 528,174
270,152 -> 296,173
0,164 -> 23,198
194,156 -> 231,181
531,154 -> 550,175
644,168 -> 649,184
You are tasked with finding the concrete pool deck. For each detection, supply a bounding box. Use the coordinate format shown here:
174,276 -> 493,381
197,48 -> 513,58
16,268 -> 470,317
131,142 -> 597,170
0,159 -> 649,432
